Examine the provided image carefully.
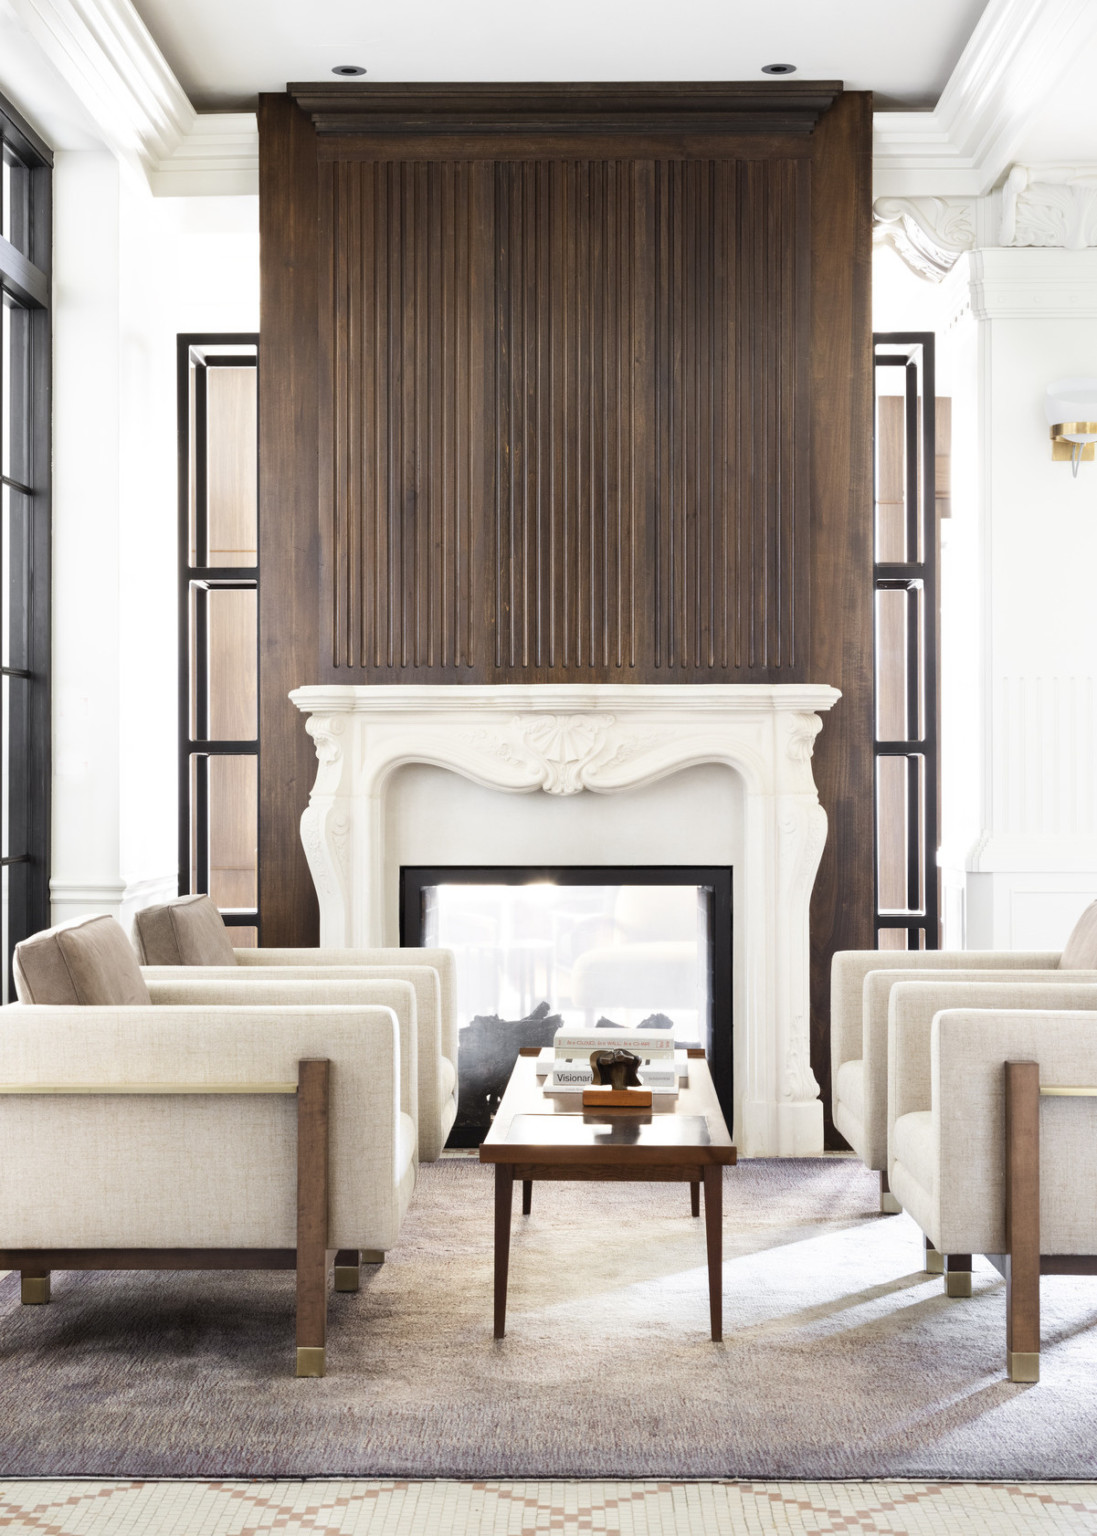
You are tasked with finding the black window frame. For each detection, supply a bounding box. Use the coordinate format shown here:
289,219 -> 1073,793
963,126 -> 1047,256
0,94 -> 52,992
872,333 -> 940,952
177,334 -> 260,935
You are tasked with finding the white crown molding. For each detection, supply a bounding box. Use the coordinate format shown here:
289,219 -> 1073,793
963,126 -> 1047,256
873,0 -> 1097,200
8,0 -> 256,194
149,113 -> 258,197
11,0 -> 190,171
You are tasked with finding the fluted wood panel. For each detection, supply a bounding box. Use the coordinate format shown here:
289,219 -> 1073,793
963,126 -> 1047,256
493,160 -> 641,671
321,150 -> 811,679
321,159 -> 485,670
652,157 -> 808,672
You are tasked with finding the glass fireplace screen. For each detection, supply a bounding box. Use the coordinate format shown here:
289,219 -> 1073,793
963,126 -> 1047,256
401,865 -> 732,1145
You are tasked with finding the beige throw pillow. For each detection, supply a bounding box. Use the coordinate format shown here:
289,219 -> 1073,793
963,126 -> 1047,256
131,894 -> 239,967
14,914 -> 153,1005
1060,899 -> 1097,970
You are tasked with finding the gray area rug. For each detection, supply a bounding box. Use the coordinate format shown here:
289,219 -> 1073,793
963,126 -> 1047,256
1,1157 -> 1095,1479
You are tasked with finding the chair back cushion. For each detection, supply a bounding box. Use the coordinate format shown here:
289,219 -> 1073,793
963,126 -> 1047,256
14,914 -> 152,1005
1061,899 -> 1097,969
132,895 -> 239,966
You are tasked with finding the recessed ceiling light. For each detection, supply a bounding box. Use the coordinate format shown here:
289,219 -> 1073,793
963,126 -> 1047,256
761,63 -> 797,75
332,64 -> 367,77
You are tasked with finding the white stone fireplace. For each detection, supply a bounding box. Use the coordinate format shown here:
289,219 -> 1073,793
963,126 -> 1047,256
290,683 -> 840,1156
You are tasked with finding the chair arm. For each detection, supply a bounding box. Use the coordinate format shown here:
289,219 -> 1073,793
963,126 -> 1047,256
860,967 -> 1097,1169
143,962 -> 447,1159
887,979 -> 1097,1173
0,1003 -> 406,1252
234,948 -> 460,1068
931,1008 -> 1097,1255
145,977 -> 418,1133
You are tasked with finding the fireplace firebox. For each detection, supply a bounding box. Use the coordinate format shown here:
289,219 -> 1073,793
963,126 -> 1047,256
401,865 -> 732,1146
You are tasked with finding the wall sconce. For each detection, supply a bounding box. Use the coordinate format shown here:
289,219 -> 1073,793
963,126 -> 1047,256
1046,377 -> 1097,476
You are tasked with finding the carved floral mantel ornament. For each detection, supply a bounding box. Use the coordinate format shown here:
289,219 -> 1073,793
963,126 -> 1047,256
291,682 -> 840,1157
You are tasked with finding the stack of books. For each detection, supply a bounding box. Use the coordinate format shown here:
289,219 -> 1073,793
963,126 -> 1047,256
537,1025 -> 686,1095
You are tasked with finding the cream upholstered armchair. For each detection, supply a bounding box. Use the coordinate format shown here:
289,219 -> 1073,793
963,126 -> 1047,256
132,895 -> 458,1160
5,914 -> 418,1376
887,996 -> 1097,1383
831,898 -> 1097,1210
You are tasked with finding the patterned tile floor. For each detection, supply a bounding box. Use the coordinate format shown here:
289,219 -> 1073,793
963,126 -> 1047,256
0,1481 -> 1095,1535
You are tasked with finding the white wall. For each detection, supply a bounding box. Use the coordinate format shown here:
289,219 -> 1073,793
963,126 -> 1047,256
874,241 -> 1097,952
50,149 -> 259,926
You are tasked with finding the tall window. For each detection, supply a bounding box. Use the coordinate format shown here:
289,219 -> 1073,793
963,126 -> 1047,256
873,334 -> 941,951
0,97 -> 51,993
178,337 -> 260,943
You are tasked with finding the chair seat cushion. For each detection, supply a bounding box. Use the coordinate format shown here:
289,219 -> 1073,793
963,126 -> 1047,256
835,1057 -> 864,1126
133,895 -> 239,967
439,1055 -> 457,1102
14,915 -> 152,1006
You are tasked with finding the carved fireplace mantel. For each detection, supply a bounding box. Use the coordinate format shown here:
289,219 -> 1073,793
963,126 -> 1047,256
290,682 -> 840,1156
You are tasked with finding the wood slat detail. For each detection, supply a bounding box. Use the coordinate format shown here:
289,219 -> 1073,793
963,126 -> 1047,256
323,159 -> 481,670
492,160 -> 640,671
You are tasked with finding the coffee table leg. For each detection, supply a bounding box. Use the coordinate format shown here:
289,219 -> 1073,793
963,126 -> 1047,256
703,1165 -> 723,1342
690,1181 -> 700,1218
522,1179 -> 532,1215
494,1165 -> 514,1339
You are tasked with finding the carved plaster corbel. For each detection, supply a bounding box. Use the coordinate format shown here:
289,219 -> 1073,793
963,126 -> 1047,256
1000,164 -> 1097,249
872,196 -> 976,282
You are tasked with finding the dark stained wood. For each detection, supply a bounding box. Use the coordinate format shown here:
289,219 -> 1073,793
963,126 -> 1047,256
493,1164 -> 514,1338
291,82 -> 843,139
0,1249 -> 296,1269
805,91 -> 875,1147
1006,1061 -> 1041,1368
316,144 -> 815,683
257,89 -> 874,1129
703,1164 -> 723,1341
522,1179 -> 532,1215
483,1052 -> 734,1339
296,1057 -> 330,1355
691,1181 -> 700,1217
257,93 -> 322,946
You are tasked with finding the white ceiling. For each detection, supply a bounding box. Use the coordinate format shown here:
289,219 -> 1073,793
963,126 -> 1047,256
126,0 -> 988,113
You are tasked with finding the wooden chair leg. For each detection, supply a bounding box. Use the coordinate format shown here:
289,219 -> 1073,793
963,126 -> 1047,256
879,1170 -> 900,1215
690,1181 -> 700,1218
924,1235 -> 944,1274
20,1269 -> 49,1305
1006,1060 -> 1041,1383
944,1253 -> 974,1298
522,1180 -> 532,1215
296,1058 -> 330,1377
334,1250 -> 361,1293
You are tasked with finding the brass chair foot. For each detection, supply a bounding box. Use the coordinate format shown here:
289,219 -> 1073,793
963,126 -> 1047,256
20,1275 -> 49,1305
945,1271 -> 973,1298
334,1264 -> 360,1293
880,1192 -> 901,1215
924,1244 -> 944,1275
361,1250 -> 385,1265
296,1346 -> 326,1378
1009,1350 -> 1039,1383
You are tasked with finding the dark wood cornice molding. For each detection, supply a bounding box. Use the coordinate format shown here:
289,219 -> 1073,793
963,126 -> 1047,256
287,81 -> 844,137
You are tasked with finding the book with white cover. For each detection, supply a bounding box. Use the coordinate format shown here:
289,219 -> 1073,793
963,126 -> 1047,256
553,1027 -> 677,1058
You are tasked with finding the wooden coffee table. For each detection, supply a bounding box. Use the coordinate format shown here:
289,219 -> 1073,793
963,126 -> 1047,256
479,1047 -> 737,1340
